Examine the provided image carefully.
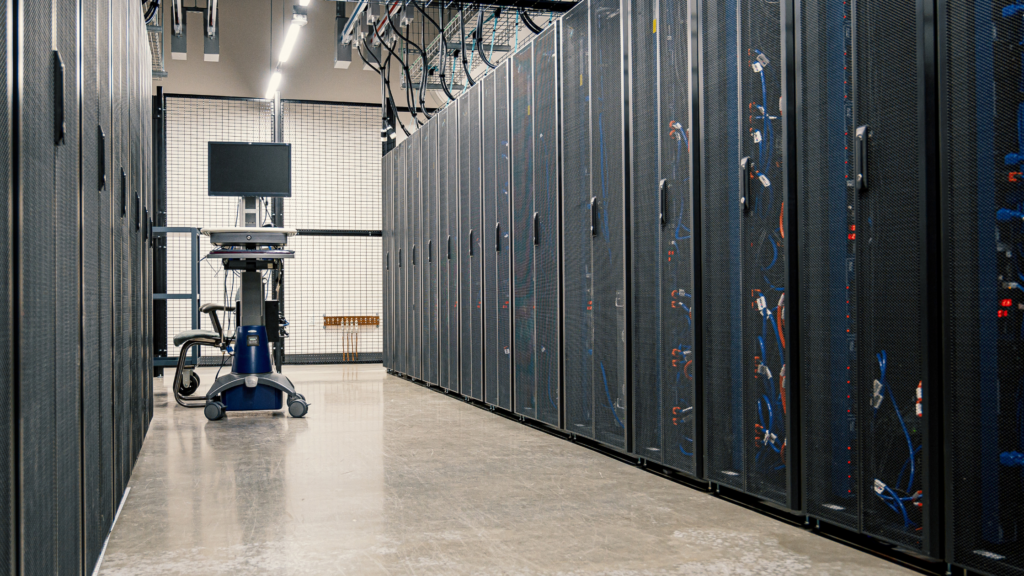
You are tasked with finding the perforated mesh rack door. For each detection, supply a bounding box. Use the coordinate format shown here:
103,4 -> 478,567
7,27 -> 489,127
535,24 -> 562,430
942,1 -> 1021,572
447,104 -> 461,392
0,0 -> 11,569
483,71 -> 500,406
424,121 -> 439,386
495,61 -> 513,411
561,3 -> 592,435
397,142 -> 408,376
383,151 -> 391,369
459,95 -> 474,396
438,107 -> 453,390
630,0 -> 697,475
411,130 -> 423,380
512,44 -> 538,421
471,84 -> 485,402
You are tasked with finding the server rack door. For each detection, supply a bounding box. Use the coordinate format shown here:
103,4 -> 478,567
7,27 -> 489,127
56,0 -> 84,570
471,86 -> 485,401
447,105 -> 461,393
535,26 -> 562,429
383,152 -> 391,370
438,109 -> 451,389
19,1 -> 58,572
562,3 -> 593,435
412,131 -> 423,380
512,43 -> 538,422
630,0 -> 700,475
943,0 -> 1024,571
799,0 -> 937,551
459,89 -> 484,400
563,0 -> 625,445
496,61 -> 514,411
484,71 -> 500,406
426,122 -> 439,386
118,0 -> 133,496
395,142 -> 403,375
700,0 -> 795,506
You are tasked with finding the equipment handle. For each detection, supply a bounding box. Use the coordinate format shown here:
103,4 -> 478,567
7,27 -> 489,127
590,196 -> 598,236
398,248 -> 402,267
447,235 -> 451,259
144,208 -> 149,240
120,169 -> 127,217
136,188 -> 141,231
855,125 -> 869,193
740,157 -> 751,212
386,252 -> 390,270
659,179 -> 669,227
495,222 -> 501,252
533,212 -> 540,245
469,229 -> 474,256
428,239 -> 432,263
412,244 -> 416,265
98,126 -> 106,191
53,51 -> 65,145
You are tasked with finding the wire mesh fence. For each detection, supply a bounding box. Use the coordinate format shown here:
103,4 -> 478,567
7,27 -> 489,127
163,95 -> 382,365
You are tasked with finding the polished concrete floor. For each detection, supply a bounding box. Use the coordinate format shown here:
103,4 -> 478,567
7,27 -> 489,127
99,364 -> 915,575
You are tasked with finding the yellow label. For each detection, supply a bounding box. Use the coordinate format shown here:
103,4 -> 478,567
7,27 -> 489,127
527,105 -> 531,115
580,74 -> 583,86
653,19 -> 657,33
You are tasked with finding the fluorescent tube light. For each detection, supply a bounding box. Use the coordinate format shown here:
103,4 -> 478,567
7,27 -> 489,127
265,72 -> 282,99
279,22 -> 302,63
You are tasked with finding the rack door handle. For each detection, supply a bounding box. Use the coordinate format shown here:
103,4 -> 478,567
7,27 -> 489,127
740,157 -> 751,212
428,239 -> 432,263
495,222 -> 501,252
469,229 -> 474,256
659,179 -> 669,227
412,244 -> 416,265
53,51 -> 65,145
533,212 -> 540,245
98,126 -> 106,191
120,169 -> 127,217
398,248 -> 402,267
447,235 -> 451,259
590,196 -> 598,236
855,125 -> 869,193
386,252 -> 390,270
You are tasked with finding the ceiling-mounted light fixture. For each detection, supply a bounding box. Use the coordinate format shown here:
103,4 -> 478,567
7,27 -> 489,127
279,6 -> 308,64
265,71 -> 282,99
298,0 -> 311,5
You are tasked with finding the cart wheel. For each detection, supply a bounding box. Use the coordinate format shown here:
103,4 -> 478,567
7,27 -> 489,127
288,398 -> 308,418
204,401 -> 225,421
181,372 -> 200,397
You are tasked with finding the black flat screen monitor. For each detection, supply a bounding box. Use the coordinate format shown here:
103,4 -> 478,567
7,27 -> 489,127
208,142 -> 292,197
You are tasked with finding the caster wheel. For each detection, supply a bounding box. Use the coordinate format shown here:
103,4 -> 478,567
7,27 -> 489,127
181,372 -> 200,397
204,402 -> 225,421
288,398 -> 308,418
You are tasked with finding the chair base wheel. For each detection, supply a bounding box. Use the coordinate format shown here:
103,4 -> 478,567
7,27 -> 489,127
288,398 -> 308,418
204,401 -> 225,421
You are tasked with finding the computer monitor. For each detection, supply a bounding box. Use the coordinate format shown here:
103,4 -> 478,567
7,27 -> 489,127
208,142 -> 292,197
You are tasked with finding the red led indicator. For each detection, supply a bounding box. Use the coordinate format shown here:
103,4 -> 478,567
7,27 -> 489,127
1001,298 -> 1013,308
998,310 -> 1009,318
848,233 -> 856,240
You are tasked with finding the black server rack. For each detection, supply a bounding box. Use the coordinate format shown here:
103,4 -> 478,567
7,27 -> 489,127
397,142 -> 408,377
445,105 -> 461,392
459,89 -> 484,400
423,122 -> 439,386
629,0 -> 701,475
438,107 -> 453,390
699,0 -> 798,507
482,62 -> 514,410
410,131 -> 422,380
942,0 -> 1024,573
512,27 -> 561,427
0,0 -> 9,568
797,0 -> 941,553
562,0 -> 628,449
383,151 -> 392,371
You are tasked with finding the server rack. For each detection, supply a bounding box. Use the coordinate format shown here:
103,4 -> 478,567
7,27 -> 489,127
438,107 -> 453,390
459,89 -> 485,400
398,142 -> 408,377
424,122 -> 439,386
482,62 -> 514,410
699,0 -> 798,508
629,0 -> 701,475
446,105 -> 461,392
797,0 -> 941,552
412,131 -> 424,380
383,151 -> 392,371
511,27 -> 561,427
941,0 -> 1024,573
561,0 -> 627,449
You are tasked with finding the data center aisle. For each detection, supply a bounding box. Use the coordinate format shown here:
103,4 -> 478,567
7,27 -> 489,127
99,365 -> 911,575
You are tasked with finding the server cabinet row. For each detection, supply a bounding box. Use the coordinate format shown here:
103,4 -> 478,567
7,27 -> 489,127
0,0 -> 154,574
382,0 -> 1024,572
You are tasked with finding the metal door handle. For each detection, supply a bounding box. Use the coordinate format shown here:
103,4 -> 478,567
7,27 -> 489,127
120,169 -> 127,217
412,244 -> 416,265
659,179 -> 669,227
447,235 -> 451,259
386,252 -> 390,270
428,239 -> 432,262
855,125 -> 869,193
53,51 -> 65,145
495,222 -> 501,252
590,196 -> 598,236
740,157 -> 751,212
533,212 -> 540,245
398,248 -> 402,267
469,229 -> 474,256
98,126 -> 106,191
